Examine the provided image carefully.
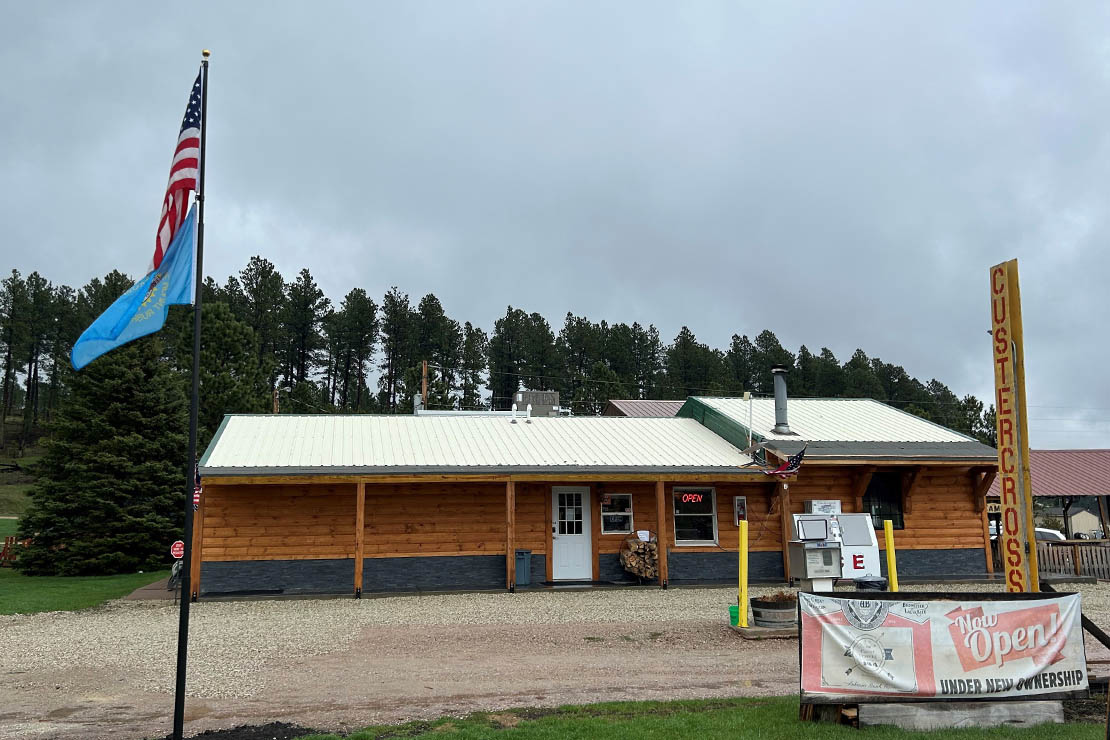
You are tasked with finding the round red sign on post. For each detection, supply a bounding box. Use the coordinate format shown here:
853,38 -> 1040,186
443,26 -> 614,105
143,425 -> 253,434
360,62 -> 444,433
170,540 -> 185,559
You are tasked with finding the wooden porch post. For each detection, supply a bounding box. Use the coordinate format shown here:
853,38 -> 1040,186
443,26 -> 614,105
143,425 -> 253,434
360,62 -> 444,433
779,482 -> 792,581
1099,496 -> 1110,540
189,484 -> 205,600
506,480 -> 516,592
971,467 -> 998,574
354,482 -> 365,597
545,487 -> 554,582
590,486 -> 600,582
655,480 -> 668,588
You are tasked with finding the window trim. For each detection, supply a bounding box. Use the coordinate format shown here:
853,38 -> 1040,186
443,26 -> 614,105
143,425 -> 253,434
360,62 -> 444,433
673,487 -> 718,546
600,493 -> 634,535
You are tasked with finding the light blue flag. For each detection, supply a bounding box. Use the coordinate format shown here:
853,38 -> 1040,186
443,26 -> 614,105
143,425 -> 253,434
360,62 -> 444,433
71,204 -> 197,370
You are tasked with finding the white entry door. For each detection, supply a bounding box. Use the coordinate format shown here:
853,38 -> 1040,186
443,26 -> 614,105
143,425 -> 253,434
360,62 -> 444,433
552,486 -> 592,580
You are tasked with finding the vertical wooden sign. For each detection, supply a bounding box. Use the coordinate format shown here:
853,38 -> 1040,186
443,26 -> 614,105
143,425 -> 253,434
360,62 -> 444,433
990,259 -> 1039,592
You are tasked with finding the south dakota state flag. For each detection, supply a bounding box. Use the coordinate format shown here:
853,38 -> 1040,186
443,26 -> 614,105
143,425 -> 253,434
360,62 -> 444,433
71,204 -> 196,370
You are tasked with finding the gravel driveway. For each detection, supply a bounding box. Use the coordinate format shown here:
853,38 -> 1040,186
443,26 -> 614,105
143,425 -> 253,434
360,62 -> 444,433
2,582 -> 1109,739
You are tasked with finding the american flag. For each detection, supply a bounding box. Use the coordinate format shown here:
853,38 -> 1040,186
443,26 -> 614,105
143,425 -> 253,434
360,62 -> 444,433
193,465 -> 202,511
153,72 -> 202,271
763,445 -> 807,479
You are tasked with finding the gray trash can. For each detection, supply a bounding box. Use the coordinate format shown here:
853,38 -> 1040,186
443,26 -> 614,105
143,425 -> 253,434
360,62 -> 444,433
515,549 -> 532,586
854,577 -> 887,591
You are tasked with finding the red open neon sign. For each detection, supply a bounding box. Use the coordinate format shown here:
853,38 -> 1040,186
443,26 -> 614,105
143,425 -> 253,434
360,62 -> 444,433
680,493 -> 704,504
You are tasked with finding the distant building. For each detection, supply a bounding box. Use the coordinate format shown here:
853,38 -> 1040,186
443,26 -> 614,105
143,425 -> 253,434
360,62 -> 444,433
987,449 -> 1110,539
602,399 -> 684,417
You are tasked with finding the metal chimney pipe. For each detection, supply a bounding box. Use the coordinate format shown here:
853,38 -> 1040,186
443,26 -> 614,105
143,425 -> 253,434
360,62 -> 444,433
771,365 -> 790,434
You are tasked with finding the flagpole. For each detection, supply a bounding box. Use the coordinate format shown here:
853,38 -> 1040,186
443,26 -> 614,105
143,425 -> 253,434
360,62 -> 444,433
173,49 -> 209,740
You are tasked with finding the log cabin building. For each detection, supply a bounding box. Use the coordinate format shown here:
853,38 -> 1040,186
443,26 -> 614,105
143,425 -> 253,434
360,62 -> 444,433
192,382 -> 998,599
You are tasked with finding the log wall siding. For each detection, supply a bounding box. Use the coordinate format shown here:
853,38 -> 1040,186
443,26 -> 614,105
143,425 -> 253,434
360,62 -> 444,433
362,484 -> 507,557
662,483 -> 784,553
514,483 -> 551,555
201,484 -> 357,561
199,467 -> 987,566
595,483 -> 658,554
782,467 -> 988,551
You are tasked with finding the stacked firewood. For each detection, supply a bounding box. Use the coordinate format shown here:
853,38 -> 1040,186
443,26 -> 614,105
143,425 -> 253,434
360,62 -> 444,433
620,533 -> 659,579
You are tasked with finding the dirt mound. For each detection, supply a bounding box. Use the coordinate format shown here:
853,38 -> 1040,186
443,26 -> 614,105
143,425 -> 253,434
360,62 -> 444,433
154,722 -> 321,740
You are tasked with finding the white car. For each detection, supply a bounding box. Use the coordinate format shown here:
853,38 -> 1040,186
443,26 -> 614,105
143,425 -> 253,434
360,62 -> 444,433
988,523 -> 1066,541
1034,527 -> 1066,542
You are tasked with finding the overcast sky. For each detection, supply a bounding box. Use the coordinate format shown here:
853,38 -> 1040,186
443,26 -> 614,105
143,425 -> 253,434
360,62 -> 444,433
3,2 -> 1108,447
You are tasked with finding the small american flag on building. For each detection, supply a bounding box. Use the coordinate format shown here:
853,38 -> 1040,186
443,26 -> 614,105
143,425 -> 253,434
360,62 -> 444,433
153,72 -> 202,271
763,445 -> 807,479
193,465 -> 202,511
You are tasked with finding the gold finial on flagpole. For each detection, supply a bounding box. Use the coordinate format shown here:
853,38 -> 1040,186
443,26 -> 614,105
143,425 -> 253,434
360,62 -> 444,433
202,49 -> 211,58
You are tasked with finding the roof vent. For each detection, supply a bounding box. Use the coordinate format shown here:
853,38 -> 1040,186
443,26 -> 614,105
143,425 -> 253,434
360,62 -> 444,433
771,365 -> 791,434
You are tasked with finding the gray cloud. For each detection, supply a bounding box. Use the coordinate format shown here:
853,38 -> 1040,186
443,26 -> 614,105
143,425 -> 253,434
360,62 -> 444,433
3,1 -> 1108,446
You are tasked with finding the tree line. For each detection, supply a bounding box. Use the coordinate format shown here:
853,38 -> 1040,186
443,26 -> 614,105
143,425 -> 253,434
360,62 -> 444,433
1,257 -> 997,453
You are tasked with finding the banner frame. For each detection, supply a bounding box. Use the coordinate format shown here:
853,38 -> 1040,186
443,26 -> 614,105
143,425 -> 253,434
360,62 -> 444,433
798,590 -> 1088,705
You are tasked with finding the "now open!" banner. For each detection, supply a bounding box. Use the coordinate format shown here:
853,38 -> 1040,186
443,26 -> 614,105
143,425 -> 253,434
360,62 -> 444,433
799,592 -> 1088,703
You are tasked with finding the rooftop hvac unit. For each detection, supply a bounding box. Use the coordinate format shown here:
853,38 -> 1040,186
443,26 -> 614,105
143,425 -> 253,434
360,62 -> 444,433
514,391 -> 561,417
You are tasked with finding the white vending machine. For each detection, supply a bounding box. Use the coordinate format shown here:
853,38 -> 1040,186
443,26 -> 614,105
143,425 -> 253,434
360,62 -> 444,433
787,516 -> 842,591
790,501 -> 881,585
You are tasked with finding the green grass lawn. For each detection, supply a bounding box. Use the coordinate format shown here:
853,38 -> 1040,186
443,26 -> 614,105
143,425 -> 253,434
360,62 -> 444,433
0,483 -> 32,516
0,451 -> 43,466
0,517 -> 17,537
0,567 -> 169,615
292,697 -> 1102,740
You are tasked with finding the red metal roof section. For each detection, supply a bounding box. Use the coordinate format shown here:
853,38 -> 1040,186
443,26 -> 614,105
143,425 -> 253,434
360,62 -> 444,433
988,449 -> 1110,497
603,400 -> 685,418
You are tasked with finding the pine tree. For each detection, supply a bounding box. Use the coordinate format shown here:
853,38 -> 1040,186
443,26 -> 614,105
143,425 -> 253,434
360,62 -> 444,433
488,306 -> 526,409
238,257 -> 285,387
750,330 -> 795,394
378,287 -> 418,412
19,272 -> 54,451
631,323 -> 663,398
842,349 -> 886,399
42,285 -> 80,425
726,334 -> 756,392
663,327 -> 732,399
557,313 -> 604,403
813,348 -> 845,396
575,360 -> 628,415
793,345 -> 818,398
179,302 -> 270,449
520,312 -> 559,391
279,268 -> 331,386
603,322 -> 637,394
16,336 -> 187,575
460,322 -> 489,410
0,270 -> 29,447
416,294 -> 462,408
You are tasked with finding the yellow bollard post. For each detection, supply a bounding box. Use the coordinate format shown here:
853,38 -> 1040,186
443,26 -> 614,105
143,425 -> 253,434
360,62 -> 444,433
739,519 -> 749,627
884,519 -> 899,592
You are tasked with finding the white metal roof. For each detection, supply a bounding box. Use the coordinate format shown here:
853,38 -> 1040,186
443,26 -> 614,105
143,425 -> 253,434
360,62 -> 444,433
199,414 -> 756,475
693,397 -> 977,443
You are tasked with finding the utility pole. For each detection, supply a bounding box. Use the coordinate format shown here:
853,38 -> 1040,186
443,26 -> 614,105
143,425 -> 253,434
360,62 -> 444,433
422,360 -> 428,409
272,387 -> 279,414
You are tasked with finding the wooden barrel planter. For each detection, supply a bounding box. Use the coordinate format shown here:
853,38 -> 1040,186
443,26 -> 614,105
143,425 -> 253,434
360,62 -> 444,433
751,595 -> 798,628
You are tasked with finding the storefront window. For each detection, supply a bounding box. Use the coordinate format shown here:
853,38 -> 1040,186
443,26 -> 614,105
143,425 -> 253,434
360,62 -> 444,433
863,473 -> 905,529
600,494 -> 633,534
674,488 -> 717,545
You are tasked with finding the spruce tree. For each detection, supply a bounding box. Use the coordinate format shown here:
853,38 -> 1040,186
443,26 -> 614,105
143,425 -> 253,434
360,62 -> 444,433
178,302 -> 270,449
16,335 -> 187,575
